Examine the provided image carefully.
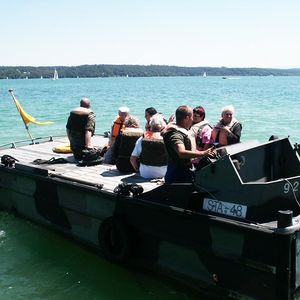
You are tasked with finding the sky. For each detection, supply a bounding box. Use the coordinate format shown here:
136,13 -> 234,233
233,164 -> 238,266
1,0 -> 300,68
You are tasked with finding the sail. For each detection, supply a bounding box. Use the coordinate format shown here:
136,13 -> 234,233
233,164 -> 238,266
53,69 -> 59,80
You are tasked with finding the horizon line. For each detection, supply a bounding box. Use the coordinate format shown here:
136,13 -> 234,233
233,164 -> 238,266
1,64 -> 300,70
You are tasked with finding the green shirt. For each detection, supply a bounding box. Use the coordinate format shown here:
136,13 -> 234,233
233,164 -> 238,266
163,127 -> 192,168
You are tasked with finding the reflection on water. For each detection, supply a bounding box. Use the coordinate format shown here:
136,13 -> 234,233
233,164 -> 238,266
0,212 -> 204,300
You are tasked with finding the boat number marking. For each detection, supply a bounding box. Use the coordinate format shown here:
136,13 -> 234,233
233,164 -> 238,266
283,181 -> 299,194
203,198 -> 247,219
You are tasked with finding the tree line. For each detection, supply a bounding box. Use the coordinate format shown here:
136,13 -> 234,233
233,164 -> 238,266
1,64 -> 300,79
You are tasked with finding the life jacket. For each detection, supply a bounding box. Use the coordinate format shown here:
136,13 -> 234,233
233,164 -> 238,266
115,130 -> 143,173
140,137 -> 168,166
195,121 -> 212,148
66,107 -> 95,133
66,109 -> 95,158
211,121 -> 239,146
66,112 -> 88,133
163,126 -> 192,168
111,116 -> 123,139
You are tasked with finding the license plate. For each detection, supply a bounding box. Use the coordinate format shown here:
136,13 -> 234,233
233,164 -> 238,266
203,198 -> 247,219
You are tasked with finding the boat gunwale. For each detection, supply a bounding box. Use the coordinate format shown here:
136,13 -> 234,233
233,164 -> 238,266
1,162 -> 300,235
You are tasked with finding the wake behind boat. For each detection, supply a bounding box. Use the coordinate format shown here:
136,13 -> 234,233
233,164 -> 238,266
0,133 -> 300,299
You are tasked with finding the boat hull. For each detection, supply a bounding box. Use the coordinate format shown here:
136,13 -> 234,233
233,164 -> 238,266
1,165 -> 300,299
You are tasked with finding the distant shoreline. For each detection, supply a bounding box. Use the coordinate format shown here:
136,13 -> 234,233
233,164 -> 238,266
1,64 -> 300,79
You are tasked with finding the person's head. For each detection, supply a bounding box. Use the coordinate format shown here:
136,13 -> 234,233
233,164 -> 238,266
145,107 -> 157,123
192,106 -> 206,124
175,105 -> 193,129
149,113 -> 166,132
80,97 -> 91,109
221,105 -> 235,125
123,116 -> 140,128
118,106 -> 130,122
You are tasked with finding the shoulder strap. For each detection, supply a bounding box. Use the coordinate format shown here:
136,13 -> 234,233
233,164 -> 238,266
196,121 -> 211,137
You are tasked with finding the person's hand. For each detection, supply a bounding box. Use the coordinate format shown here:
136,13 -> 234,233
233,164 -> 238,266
168,114 -> 175,123
206,147 -> 216,158
220,127 -> 231,136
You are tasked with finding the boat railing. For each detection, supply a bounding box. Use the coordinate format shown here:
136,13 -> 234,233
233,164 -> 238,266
0,133 -> 106,150
0,136 -> 55,149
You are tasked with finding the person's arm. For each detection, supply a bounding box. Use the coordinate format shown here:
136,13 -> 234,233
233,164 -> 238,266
85,112 -> 95,148
202,126 -> 213,150
226,123 -> 242,144
66,128 -> 71,141
174,143 -> 214,159
168,114 -> 175,123
108,123 -> 116,146
85,130 -> 93,148
189,127 -> 197,151
130,156 -> 139,172
130,137 -> 142,172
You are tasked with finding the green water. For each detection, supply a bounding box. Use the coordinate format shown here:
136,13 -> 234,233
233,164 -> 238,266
0,213 -> 201,300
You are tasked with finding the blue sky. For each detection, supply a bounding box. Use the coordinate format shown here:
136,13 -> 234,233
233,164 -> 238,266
1,0 -> 300,68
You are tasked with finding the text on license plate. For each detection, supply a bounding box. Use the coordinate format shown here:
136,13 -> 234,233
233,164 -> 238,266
203,198 -> 247,219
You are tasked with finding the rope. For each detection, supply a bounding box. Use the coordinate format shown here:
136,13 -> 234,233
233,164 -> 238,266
1,155 -> 19,167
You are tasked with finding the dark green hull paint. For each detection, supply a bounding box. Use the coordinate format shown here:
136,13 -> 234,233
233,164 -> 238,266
0,137 -> 300,299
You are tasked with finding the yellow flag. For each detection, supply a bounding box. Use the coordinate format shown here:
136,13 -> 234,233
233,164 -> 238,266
14,98 -> 53,125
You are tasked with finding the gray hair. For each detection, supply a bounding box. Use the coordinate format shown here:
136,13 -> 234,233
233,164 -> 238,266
221,105 -> 235,116
149,113 -> 166,132
124,116 -> 140,128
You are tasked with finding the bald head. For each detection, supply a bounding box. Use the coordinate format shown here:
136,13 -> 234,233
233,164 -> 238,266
80,97 -> 91,109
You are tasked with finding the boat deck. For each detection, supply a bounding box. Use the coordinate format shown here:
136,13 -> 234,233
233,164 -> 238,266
0,135 -> 164,194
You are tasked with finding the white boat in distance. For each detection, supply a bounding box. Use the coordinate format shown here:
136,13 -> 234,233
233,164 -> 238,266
203,72 -> 207,77
52,69 -> 59,80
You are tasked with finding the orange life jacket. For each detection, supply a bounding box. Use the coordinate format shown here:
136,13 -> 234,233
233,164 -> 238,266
143,131 -> 156,139
211,127 -> 228,146
111,116 -> 123,139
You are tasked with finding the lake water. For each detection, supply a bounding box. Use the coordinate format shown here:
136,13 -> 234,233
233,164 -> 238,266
0,76 -> 300,299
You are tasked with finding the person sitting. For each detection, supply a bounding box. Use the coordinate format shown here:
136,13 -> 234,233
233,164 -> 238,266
66,97 -> 96,160
211,105 -> 242,147
144,107 -> 157,131
103,106 -> 130,164
131,114 -> 167,179
113,116 -> 144,173
189,106 -> 212,167
163,105 -> 215,183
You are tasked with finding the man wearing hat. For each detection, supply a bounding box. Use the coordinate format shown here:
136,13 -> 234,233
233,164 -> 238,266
103,106 -> 130,164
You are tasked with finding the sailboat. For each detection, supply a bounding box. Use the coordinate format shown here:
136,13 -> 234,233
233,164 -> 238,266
203,72 -> 207,78
53,69 -> 59,80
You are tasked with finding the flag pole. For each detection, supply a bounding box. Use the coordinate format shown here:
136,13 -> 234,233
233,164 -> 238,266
8,89 -> 34,143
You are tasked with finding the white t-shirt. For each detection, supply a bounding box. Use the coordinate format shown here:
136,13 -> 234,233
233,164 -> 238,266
131,137 -> 167,179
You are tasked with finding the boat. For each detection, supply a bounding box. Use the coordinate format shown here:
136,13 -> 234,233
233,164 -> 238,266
222,76 -> 240,80
53,69 -> 59,80
203,72 -> 207,77
0,135 -> 300,299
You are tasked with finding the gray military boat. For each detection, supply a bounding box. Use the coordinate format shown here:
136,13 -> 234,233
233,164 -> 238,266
0,135 -> 300,299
